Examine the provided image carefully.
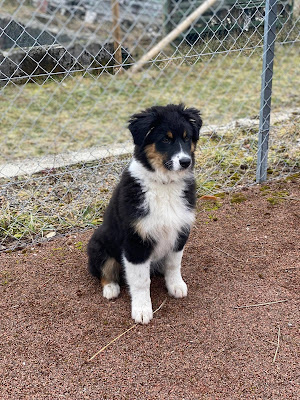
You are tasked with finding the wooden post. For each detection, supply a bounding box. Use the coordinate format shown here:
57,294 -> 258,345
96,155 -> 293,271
111,0 -> 123,73
129,0 -> 218,75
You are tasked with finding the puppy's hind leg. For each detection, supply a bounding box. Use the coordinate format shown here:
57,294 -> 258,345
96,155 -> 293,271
87,232 -> 121,299
101,258 -> 121,300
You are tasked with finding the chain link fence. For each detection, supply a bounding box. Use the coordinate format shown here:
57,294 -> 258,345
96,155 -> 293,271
0,0 -> 299,251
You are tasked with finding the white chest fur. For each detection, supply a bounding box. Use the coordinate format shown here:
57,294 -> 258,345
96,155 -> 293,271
129,159 -> 195,261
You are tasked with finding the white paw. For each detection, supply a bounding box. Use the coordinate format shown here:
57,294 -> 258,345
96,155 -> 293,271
167,279 -> 188,298
131,302 -> 153,324
103,282 -> 120,300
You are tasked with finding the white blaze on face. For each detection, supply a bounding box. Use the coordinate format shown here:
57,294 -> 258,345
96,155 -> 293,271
171,145 -> 191,171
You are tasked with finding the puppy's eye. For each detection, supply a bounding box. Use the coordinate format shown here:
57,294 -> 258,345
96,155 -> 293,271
162,137 -> 172,144
183,136 -> 191,142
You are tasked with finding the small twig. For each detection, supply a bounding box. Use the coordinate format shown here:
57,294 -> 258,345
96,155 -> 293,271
87,323 -> 137,362
273,326 -> 281,363
42,276 -> 55,287
233,299 -> 288,309
213,246 -> 241,262
86,298 -> 167,362
153,298 -> 167,314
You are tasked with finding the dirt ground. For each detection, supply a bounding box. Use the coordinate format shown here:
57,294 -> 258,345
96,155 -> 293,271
1,177 -> 299,400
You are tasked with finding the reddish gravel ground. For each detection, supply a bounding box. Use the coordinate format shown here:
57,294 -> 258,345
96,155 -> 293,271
1,177 -> 299,400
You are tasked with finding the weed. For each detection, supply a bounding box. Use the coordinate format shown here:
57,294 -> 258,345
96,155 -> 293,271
267,197 -> 280,205
215,192 -> 226,199
266,190 -> 289,205
1,271 -> 11,286
260,185 -> 271,193
260,183 -> 290,205
284,172 -> 300,182
201,201 -> 222,212
230,193 -> 247,204
75,241 -> 84,251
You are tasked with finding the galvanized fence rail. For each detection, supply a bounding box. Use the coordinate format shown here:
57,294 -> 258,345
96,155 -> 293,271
0,0 -> 299,251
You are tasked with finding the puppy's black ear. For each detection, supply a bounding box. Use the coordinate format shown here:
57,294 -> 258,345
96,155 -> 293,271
128,108 -> 158,146
182,106 -> 202,142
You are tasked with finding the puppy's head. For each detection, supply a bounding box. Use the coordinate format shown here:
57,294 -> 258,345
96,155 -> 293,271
128,104 -> 202,173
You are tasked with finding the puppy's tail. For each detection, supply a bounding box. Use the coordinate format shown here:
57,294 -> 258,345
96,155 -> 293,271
87,233 -> 108,278
87,232 -> 121,283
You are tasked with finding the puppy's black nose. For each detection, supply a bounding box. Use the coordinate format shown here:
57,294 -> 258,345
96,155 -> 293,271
179,157 -> 191,169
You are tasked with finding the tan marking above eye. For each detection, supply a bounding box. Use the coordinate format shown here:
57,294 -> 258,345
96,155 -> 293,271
183,131 -> 187,139
167,131 -> 173,139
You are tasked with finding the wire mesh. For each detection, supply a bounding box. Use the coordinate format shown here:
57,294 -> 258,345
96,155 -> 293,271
0,0 -> 299,251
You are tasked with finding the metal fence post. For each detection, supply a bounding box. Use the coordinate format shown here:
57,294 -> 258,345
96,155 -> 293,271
256,0 -> 278,183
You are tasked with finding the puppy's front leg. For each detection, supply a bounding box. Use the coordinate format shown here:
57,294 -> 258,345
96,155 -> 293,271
123,232 -> 153,324
124,257 -> 152,324
165,250 -> 188,298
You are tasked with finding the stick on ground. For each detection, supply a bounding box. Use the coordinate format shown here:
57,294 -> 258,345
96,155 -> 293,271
273,326 -> 281,363
213,246 -> 241,262
86,298 -> 167,362
233,299 -> 288,309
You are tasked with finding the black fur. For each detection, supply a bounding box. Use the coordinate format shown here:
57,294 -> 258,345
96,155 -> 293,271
87,170 -> 150,275
87,103 -> 202,287
129,103 -> 202,172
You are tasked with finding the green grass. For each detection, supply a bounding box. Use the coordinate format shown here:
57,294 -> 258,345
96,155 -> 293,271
1,43 -> 299,161
0,29 -> 299,248
1,117 -> 299,248
259,184 -> 290,205
230,193 -> 247,204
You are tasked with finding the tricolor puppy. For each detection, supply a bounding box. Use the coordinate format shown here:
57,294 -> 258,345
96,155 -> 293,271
87,104 -> 202,324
